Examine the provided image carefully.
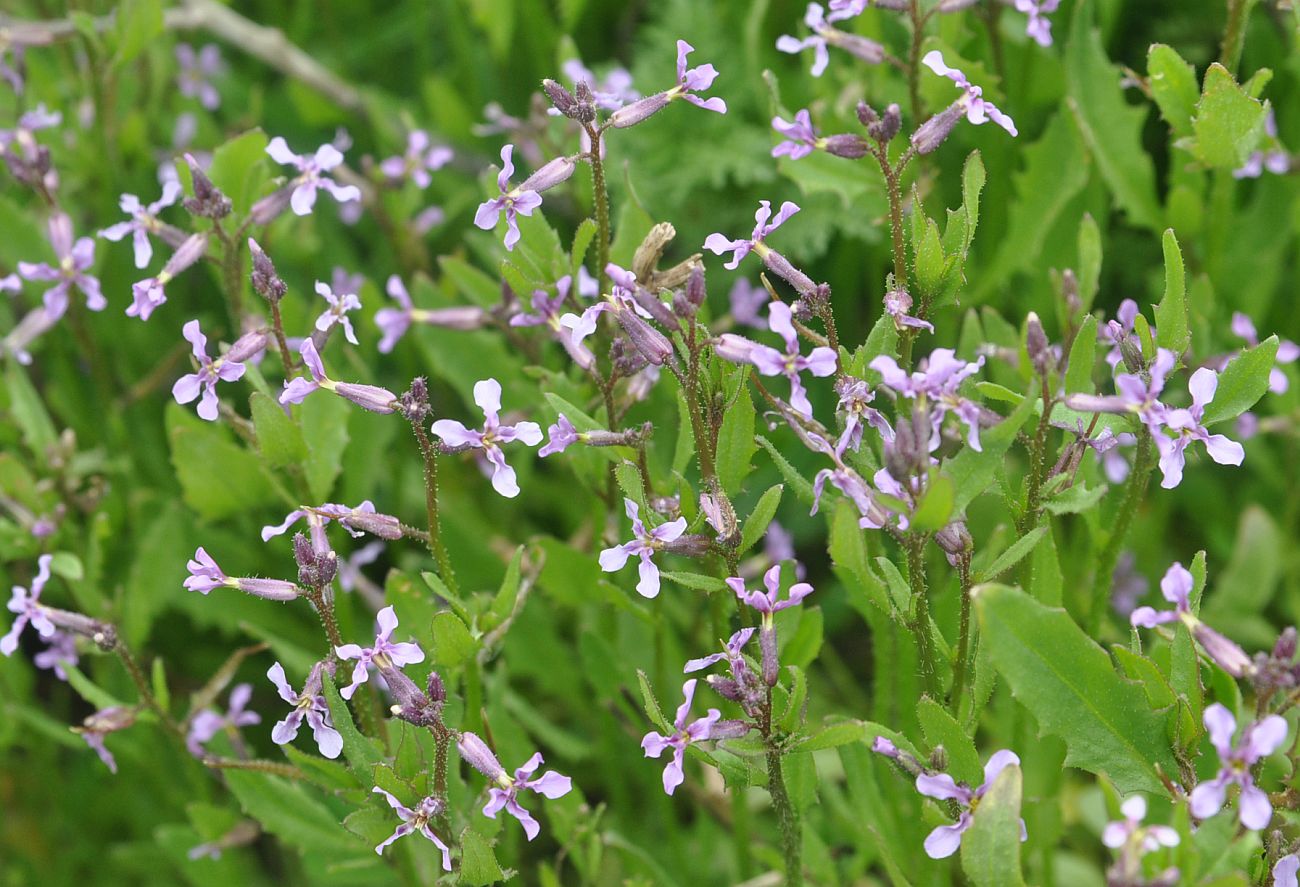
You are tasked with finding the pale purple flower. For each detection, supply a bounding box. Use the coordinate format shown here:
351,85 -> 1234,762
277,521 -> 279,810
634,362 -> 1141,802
335,606 -> 425,699
1111,348 -> 1176,429
921,51 -> 1018,136
175,44 -> 223,109
1131,562 -> 1255,677
33,630 -> 78,681
187,683 -> 261,757
2,553 -> 54,656
1234,111 -> 1290,179
279,339 -> 398,413
776,3 -> 885,76
729,564 -> 813,625
265,137 -> 361,216
75,706 -> 136,774
1231,312 -> 1299,394
1188,704 -> 1287,830
764,522 -> 806,580
473,145 -> 544,251
18,213 -> 103,320
559,264 -> 660,357
599,498 -> 688,599
538,414 -> 581,457
1275,855 -> 1300,887
725,300 -> 836,419
1102,431 -> 1138,483
827,0 -> 870,18
704,200 -> 801,271
772,110 -> 819,160
1014,0 -> 1061,47
1099,299 -> 1142,368
1101,796 -> 1179,854
314,281 -> 361,346
915,749 -> 1027,858
127,233 -> 207,320
684,628 -> 756,674
729,278 -> 768,329
184,547 -> 231,594
870,349 -> 986,450
261,500 -> 400,543
641,679 -> 721,795
811,449 -> 895,531
835,377 -> 893,452
379,130 -> 452,188
172,319 -> 246,421
0,305 -> 53,364
99,183 -> 182,269
872,736 -> 901,758
0,104 -> 61,168
511,276 -> 595,368
884,289 -> 933,333
376,275 -> 486,353
431,378 -> 543,498
372,788 -> 451,869
482,752 -> 573,840
669,40 -> 726,113
267,661 -> 342,759
1153,368 -> 1244,489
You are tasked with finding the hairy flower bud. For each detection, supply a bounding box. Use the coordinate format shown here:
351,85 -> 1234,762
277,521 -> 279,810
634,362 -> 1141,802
707,675 -> 744,702
183,154 -> 232,219
572,80 -> 597,122
609,335 -> 648,377
686,264 -> 707,309
609,91 -> 671,128
248,238 -> 287,303
911,101 -> 965,155
226,329 -> 270,364
335,382 -> 399,414
235,577 -> 301,602
457,731 -> 506,781
616,309 -> 675,366
519,155 -> 577,193
935,520 -> 973,567
381,663 -> 441,726
760,624 -> 779,687
1061,269 -> 1080,317
399,377 -> 431,424
294,532 -> 337,590
758,247 -> 817,296
542,79 -> 578,118
856,101 -> 879,128
663,533 -> 711,558
42,607 -> 118,650
1273,627 -> 1297,662
822,133 -> 870,159
709,719 -> 752,740
1110,322 -> 1145,374
427,670 -> 446,703
869,103 -> 903,143
1026,312 -> 1053,376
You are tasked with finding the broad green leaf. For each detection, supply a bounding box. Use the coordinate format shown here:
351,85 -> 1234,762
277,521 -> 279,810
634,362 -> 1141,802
917,697 -> 981,785
1065,1 -> 1161,230
1201,336 -> 1279,425
5,362 -> 58,456
321,672 -> 384,782
661,571 -> 728,593
112,0 -> 163,67
299,392 -> 351,502
459,828 -> 505,885
791,721 -> 867,752
1147,44 -> 1200,138
1065,314 -> 1098,394
912,205 -> 945,301
973,526 -> 1049,583
974,584 -> 1179,793
207,129 -> 269,214
167,404 -> 277,521
942,150 -> 985,258
738,484 -> 783,554
1076,213 -> 1102,313
715,386 -> 757,495
1154,230 -> 1189,356
251,391 -> 307,468
1192,64 -> 1267,169
224,770 -> 367,859
910,472 -> 954,533
431,611 -> 479,667
960,764 -> 1026,887
439,256 -> 501,308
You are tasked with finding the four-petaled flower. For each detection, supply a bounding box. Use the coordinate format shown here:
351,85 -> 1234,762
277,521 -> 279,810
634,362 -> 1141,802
835,376 -> 893,452
1152,368 -> 1244,489
511,275 -> 595,368
100,183 -> 181,268
684,628 -> 755,673
665,40 -> 726,113
187,683 -> 261,757
474,145 -> 543,251
265,137 -> 361,216
175,44 -> 224,109
1101,796 -> 1179,854
335,606 -> 425,699
641,679 -> 721,795
431,378 -> 542,498
1098,299 -> 1143,368
728,564 -> 813,626
870,349 -> 986,450
172,319 -> 246,421
705,199 -> 801,271
777,3 -> 884,77
915,750 -> 1027,858
599,498 -> 688,598
1013,0 -> 1061,47
1231,312 -> 1299,394
379,131 -> 452,188
267,661 -> 342,759
33,630 -> 78,682
314,280 -> 361,346
921,51 -> 1018,137
2,553 -> 54,656
484,752 -> 573,840
1188,703 -> 1287,830
19,212 -> 104,321
372,788 -> 452,869
749,302 -> 837,418
1130,562 -> 1254,677
771,110 -> 820,160
280,339 -> 398,413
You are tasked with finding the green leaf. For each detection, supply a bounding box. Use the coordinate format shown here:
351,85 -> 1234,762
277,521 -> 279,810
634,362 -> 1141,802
440,256 -> 501,308
458,828 -> 505,885
757,436 -> 814,504
636,669 -> 670,732
223,771 -> 366,859
1154,230 -> 1189,356
206,129 -> 269,214
910,473 -> 954,534
947,392 -> 1036,515
112,0 -> 163,67
660,571 -> 728,593
942,150 -> 985,258
1065,1 -> 1162,230
251,392 -> 307,469
912,207 -> 945,301
431,611 -> 479,667
1201,336 -> 1279,425
790,721 -> 867,752
974,584 -> 1179,793
738,484 -> 784,554
1076,213 -> 1102,313
570,218 -> 597,281
167,404 -> 277,521
1192,63 -> 1268,169
1065,315 -> 1098,394
960,764 -> 1026,887
1147,44 -> 1200,138
715,386 -> 757,495
973,526 -> 1049,583
917,697 -> 982,785
321,673 -> 384,782
5,362 -> 58,456
299,392 -> 351,502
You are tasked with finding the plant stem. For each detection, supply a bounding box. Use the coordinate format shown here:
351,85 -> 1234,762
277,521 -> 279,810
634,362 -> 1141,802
1219,0 -> 1256,74
1091,431 -> 1155,629
587,125 -> 611,296
906,535 -> 940,698
202,756 -> 307,780
269,299 -> 295,378
115,642 -> 184,740
907,0 -> 926,125
1020,374 -> 1054,532
875,148 -> 908,289
950,557 -> 974,717
411,422 -> 458,594
765,745 -> 802,887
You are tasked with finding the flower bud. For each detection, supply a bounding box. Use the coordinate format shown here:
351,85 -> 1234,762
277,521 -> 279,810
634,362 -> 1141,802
1193,623 -> 1255,678
380,663 -> 441,726
609,335 -> 648,377
419,306 -> 488,331
162,233 -> 208,279
343,509 -> 404,540
871,736 -> 900,758
616,309 -> 674,366
822,133 -> 870,159
609,91 -> 671,128
226,330 -> 270,364
248,238 -> 287,303
183,154 -> 232,219
759,248 -> 818,296
249,184 -> 294,226
910,102 -> 965,155
399,377 -> 431,424
663,533 -> 711,559
686,264 -> 707,309
457,731 -> 506,781
294,532 -> 337,589
541,79 -> 578,118
427,670 -> 446,703
935,520 -> 973,567
235,576 -> 301,602
1061,269 -> 1080,317
928,745 -> 949,773
43,607 -> 118,650
572,81 -> 597,122
709,719 -> 752,740
707,676 -> 744,702
760,624 -> 780,687
869,103 -> 903,143
1273,627 -> 1297,662
829,31 -> 885,64
856,101 -> 879,128
1026,312 -> 1053,377
335,382 -> 399,414
519,155 -> 577,193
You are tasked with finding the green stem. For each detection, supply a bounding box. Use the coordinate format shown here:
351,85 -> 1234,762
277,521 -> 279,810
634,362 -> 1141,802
115,642 -> 184,740
906,0 -> 925,126
1020,376 -> 1054,532
587,125 -> 611,295
412,422 -> 458,594
1219,0 -> 1256,74
950,558 -> 974,717
907,535 -> 940,698
1091,431 -> 1155,630
765,746 -> 802,887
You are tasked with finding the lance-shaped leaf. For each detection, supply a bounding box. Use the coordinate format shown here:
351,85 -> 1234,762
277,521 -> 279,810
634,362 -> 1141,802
960,763 -> 1026,887
1201,336 -> 1279,426
973,584 -> 1178,794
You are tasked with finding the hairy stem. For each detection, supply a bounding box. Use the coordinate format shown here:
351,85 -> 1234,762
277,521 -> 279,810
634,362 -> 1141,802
907,0 -> 925,125
906,535 -> 940,698
1091,431 -> 1155,629
1219,0 -> 1256,74
411,422 -> 458,594
950,557 -> 974,717
765,746 -> 802,887
587,125 -> 612,296
115,642 -> 184,740
269,300 -> 295,378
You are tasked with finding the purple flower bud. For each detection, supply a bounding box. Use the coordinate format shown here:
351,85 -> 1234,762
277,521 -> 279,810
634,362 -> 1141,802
248,238 -> 287,303
542,79 -> 578,118
1193,623 -> 1255,678
707,676 -> 744,702
519,155 -> 577,193
872,736 -> 900,758
380,663 -> 441,726
1273,627 -> 1297,661
935,521 -> 973,567
334,382 -> 399,414
458,731 -> 507,782
226,330 -> 270,364
183,153 -> 232,219
760,624 -> 779,686
1026,312 -> 1053,376
911,102 -> 966,154
869,104 -> 903,143
609,91 -> 672,128
249,185 -> 295,226
616,309 -> 675,366
235,577 -> 301,602
822,133 -> 869,158
686,264 -> 707,308
759,247 -> 818,296
427,670 -> 446,703
709,719 -> 752,740
856,102 -> 879,127
714,333 -> 763,363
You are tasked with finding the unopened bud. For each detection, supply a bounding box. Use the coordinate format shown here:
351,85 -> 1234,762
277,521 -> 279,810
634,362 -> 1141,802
380,663 -> 440,726
457,731 -> 506,780
760,624 -> 780,687
1273,627 -> 1297,662
686,264 -> 707,309
709,719 -> 752,740
856,101 -> 879,128
871,736 -> 900,758
399,377 -> 431,424
616,310 -> 674,366
663,533 -> 711,559
226,330 -> 270,364
707,675 -> 744,702
929,745 -> 949,773
1061,269 -> 1080,316
1112,323 -> 1144,374
869,104 -> 902,143
183,154 -> 232,219
935,520 -> 973,567
759,247 -> 818,296
609,91 -> 670,129
335,382 -> 399,414
541,79 -> 578,118
572,81 -> 597,122
519,155 -> 576,193
822,133 -> 870,158
427,670 -> 446,703
911,102 -> 965,155
1026,312 -> 1053,376
248,238 -> 287,303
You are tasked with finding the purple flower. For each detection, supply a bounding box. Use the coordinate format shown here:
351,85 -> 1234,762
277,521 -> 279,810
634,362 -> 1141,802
481,751 -> 573,840
280,339 -> 398,413
128,233 -> 207,320
33,630 -> 78,681
1013,0 -> 1061,47
0,104 -> 61,182
811,449 -> 894,531
511,276 -> 595,368
1231,312 -> 1299,394
1234,111 -> 1290,179
99,183 -> 182,268
835,377 -> 893,453
335,606 -> 425,699
473,145 -> 545,251
1101,796 -> 1179,854
261,501 -> 401,544
921,51 -> 1018,137
776,3 -> 885,76
668,40 -> 727,113
184,547 -> 231,594
538,414 -> 581,457
75,706 -> 136,774
187,683 -> 261,757
376,275 -> 486,353
379,130 -> 452,188
1098,299 -> 1143,368
265,137 -> 361,216
772,110 -> 820,160
704,200 -> 801,271
728,564 -> 813,625
641,679 -> 721,795
684,628 -> 755,673
372,788 -> 451,869
2,554 -> 54,656
729,278 -> 769,329
175,44 -> 223,109
721,301 -> 836,418
1153,368 -> 1244,489
559,264 -> 665,360
915,749 -> 1027,858
1275,855 -> 1300,887
431,379 -> 542,498
314,281 -> 361,346
884,288 -> 934,333
18,212 -> 103,320
870,349 -> 986,450
599,498 -> 688,598
267,661 -> 342,759
1130,561 -> 1254,677
172,319 -> 246,421
1188,704 -> 1287,829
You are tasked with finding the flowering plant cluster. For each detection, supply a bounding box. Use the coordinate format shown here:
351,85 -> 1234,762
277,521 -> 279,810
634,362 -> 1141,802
2,1 -> 1300,885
